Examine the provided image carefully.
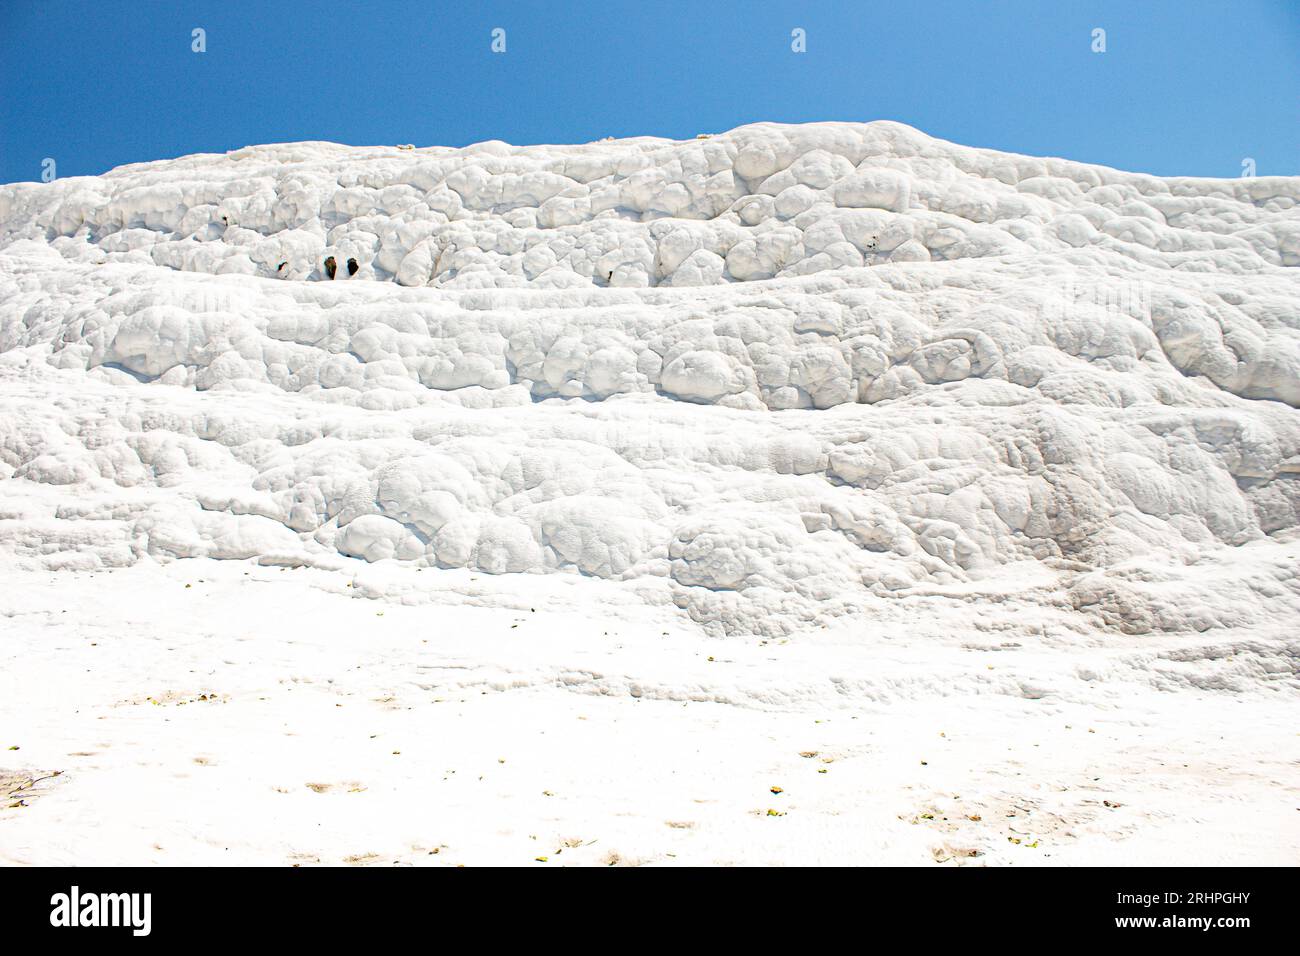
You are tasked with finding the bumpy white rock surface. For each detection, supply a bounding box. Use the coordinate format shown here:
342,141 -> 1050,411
2,121 -> 1299,638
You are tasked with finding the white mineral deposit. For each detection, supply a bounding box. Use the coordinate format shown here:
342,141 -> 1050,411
1,122 -> 1296,865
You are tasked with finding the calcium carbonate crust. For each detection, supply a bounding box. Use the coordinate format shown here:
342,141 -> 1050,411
1,121 -> 1298,638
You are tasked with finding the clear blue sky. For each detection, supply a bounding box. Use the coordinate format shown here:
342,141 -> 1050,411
1,0 -> 1296,184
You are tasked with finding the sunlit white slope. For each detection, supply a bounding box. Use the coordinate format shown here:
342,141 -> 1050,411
1,122 -> 1298,638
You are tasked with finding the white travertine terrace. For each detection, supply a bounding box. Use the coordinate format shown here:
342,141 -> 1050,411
1,121 -> 1298,637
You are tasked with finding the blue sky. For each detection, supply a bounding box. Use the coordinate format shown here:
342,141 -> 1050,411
1,0 -> 1296,184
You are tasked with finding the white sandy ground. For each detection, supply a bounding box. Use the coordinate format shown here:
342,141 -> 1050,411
1,557 -> 1295,867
